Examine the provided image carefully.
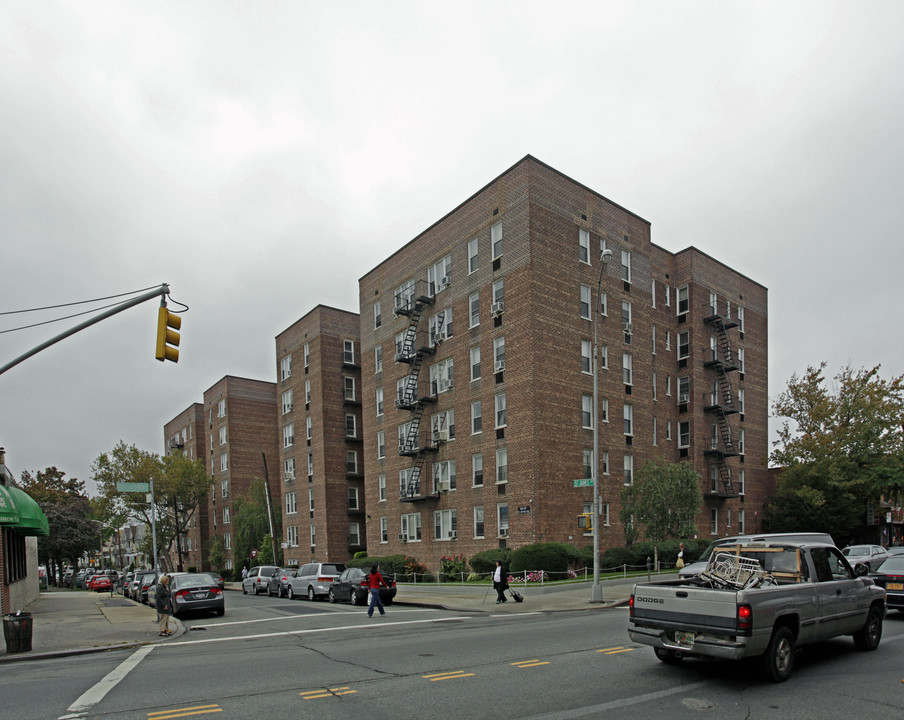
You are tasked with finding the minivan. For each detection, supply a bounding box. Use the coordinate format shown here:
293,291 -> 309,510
678,532 -> 836,578
290,562 -> 347,601
242,566 -> 280,595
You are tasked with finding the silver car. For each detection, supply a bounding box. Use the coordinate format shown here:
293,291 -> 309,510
288,562 -> 346,601
842,544 -> 889,575
679,532 -> 835,578
242,566 -> 280,595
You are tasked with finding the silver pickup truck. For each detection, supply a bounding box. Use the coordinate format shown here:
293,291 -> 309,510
628,541 -> 886,681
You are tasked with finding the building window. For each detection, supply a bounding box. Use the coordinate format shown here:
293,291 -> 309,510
623,404 -> 633,436
677,331 -> 689,360
374,301 -> 382,329
376,387 -> 384,416
219,426 -> 227,445
307,453 -> 313,478
491,221 -> 503,260
622,353 -> 632,385
652,325 -> 657,355
652,372 -> 658,401
678,376 -> 690,404
434,509 -> 458,540
602,451 -> 610,475
429,308 -> 453,345
220,453 -> 228,472
223,532 -> 231,550
470,346 -> 481,381
582,395 -> 593,429
222,507 -> 230,524
737,347 -> 745,373
496,448 -> 508,484
492,279 -> 505,306
280,355 -> 292,380
678,421 -> 690,448
394,279 -> 416,313
379,473 -> 386,502
430,409 -> 455,442
580,285 -> 591,320
652,417 -> 658,446
345,414 -> 356,438
348,487 -> 360,511
738,387 -> 745,414
310,523 -> 316,546
738,469 -> 746,496
287,525 -> 298,547
428,255 -> 452,296
710,508 -> 718,535
497,503 -> 509,537
433,460 -> 456,493
581,341 -> 592,374
582,450 -> 593,480
473,453 -> 484,486
217,399 -> 226,418
429,358 -> 454,395
471,401 -> 482,434
401,512 -> 422,542
579,228 -> 590,264
602,398 -> 609,423
377,431 -> 385,459
666,420 -> 673,441
380,517 -> 388,543
221,479 -> 228,498
495,393 -> 507,428
347,451 -> 358,474
468,237 -> 479,274
469,292 -> 480,327
624,454 -> 633,485
600,345 -> 608,370
738,428 -> 745,456
738,509 -> 745,534
344,376 -> 356,401
286,492 -> 297,515
474,506 -> 485,538
621,250 -> 631,284
493,336 -> 505,373
374,345 -> 383,374
737,306 -> 745,333
343,340 -> 355,365
306,416 -> 313,441
677,285 -> 689,315
284,457 -> 295,481
651,279 -> 656,308
603,503 -> 610,527
305,379 -> 311,404
303,343 -> 310,367
282,390 -> 293,415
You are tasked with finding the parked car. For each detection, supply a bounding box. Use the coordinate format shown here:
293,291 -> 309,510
842,544 -> 889,574
170,572 -> 225,618
291,562 -> 347,601
209,572 -> 225,589
886,546 -> 904,557
137,571 -> 159,604
871,556 -> 904,611
242,566 -> 280,595
73,571 -> 87,589
328,567 -> 396,606
119,572 -> 134,596
679,532 -> 835,578
87,575 -> 113,592
267,568 -> 298,597
127,570 -> 150,600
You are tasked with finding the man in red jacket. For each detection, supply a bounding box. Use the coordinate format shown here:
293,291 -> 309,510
367,564 -> 388,617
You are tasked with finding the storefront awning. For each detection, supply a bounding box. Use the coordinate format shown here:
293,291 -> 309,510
0,484 -> 49,536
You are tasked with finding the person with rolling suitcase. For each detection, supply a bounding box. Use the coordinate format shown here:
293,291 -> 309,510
493,560 -> 509,604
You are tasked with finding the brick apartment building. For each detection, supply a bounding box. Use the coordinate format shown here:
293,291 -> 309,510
275,306 -> 364,566
203,376 -> 279,571
358,155 -> 768,571
163,403 -> 207,570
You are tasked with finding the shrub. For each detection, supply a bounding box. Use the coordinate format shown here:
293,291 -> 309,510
348,554 -> 426,581
353,551 -> 369,560
439,554 -> 468,580
511,543 -> 581,573
469,548 -> 513,575
187,566 -> 197,573
601,547 -> 633,569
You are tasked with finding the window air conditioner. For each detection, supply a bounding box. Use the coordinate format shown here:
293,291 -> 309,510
285,471 -> 295,481
494,359 -> 506,373
437,429 -> 450,442
491,302 -> 505,316
499,528 -> 509,537
623,322 -> 633,334
439,275 -> 451,290
449,530 -> 457,539
437,480 -> 450,492
398,533 -> 407,542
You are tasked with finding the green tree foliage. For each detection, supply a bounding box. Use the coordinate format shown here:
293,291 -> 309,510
766,364 -> 904,540
208,537 -> 225,571
19,467 -> 100,578
91,441 -> 212,570
232,479 -> 281,569
620,459 -> 702,566
468,548 -> 513,575
510,543 -> 581,573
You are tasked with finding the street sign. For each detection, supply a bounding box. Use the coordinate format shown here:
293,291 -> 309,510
116,482 -> 151,493
572,478 -> 594,487
517,505 -> 531,514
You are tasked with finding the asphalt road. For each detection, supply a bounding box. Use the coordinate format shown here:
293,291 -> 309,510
3,592 -> 903,720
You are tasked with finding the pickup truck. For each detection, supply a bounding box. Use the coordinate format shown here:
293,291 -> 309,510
628,541 -> 886,681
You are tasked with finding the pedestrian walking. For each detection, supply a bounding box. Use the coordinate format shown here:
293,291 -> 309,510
156,575 -> 174,637
676,543 -> 689,569
241,566 -> 249,580
366,564 -> 388,617
493,560 -> 509,604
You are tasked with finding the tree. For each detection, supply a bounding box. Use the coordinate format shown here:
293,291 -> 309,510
208,537 -> 225,571
620,459 -> 702,567
767,364 -> 904,541
232,479 -> 281,569
19,467 -> 101,581
92,441 -> 212,570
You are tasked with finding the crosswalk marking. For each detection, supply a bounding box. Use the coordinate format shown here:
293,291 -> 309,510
147,705 -> 222,719
299,687 -> 357,700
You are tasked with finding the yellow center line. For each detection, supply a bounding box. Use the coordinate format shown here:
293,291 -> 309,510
603,648 -> 635,655
300,687 -> 356,699
423,671 -> 474,681
514,661 -> 550,667
147,707 -> 222,720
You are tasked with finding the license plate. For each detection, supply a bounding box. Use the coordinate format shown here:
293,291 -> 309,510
674,631 -> 695,646
888,582 -> 903,591
193,592 -> 207,599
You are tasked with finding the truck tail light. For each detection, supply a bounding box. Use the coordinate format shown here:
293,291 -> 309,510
737,604 -> 752,634
629,594 -> 635,620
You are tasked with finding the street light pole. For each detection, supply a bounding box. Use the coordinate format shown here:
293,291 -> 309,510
591,247 -> 612,604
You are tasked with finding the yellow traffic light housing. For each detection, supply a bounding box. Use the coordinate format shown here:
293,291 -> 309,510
578,513 -> 593,531
155,307 -> 181,362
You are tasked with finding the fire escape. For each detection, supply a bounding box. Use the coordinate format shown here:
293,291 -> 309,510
702,299 -> 739,496
394,280 -> 441,501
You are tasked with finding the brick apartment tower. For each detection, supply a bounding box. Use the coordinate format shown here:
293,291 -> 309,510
163,403 -> 208,571
203,376 -> 279,571
275,306 -> 364,566
359,155 -> 768,572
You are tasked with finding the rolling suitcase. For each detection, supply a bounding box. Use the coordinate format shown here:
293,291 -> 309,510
509,588 -> 523,603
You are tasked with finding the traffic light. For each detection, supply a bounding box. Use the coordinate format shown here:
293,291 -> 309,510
578,513 -> 593,531
155,306 -> 181,362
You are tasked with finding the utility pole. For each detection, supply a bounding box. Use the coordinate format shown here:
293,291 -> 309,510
261,453 -> 279,564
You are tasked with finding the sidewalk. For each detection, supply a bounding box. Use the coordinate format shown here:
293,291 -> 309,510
1,576 -> 645,663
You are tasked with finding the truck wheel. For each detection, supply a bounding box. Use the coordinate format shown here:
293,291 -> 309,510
763,626 -> 795,683
654,647 -> 683,665
853,605 -> 883,651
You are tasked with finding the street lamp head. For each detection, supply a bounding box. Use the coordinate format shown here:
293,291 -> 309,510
600,248 -> 613,265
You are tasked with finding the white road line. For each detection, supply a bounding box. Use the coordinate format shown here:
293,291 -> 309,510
201,606 -> 435,628
164,613 -> 542,647
59,645 -> 155,718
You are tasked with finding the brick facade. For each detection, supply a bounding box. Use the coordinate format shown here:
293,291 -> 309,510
359,155 -> 768,571
163,403 -> 208,570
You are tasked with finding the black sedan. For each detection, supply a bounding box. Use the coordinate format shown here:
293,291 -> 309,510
170,572 -> 225,618
328,568 -> 396,606
871,557 -> 904,612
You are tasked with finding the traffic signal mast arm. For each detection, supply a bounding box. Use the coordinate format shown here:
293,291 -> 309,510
0,284 -> 176,375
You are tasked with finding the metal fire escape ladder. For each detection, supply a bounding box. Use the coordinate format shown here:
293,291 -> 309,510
703,303 -> 739,496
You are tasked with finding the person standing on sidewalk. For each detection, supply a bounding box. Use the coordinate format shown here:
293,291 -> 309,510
366,564 -> 388,618
156,575 -> 174,637
493,560 -> 509,604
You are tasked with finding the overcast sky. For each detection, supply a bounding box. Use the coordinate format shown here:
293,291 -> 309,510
2,1 -> 903,495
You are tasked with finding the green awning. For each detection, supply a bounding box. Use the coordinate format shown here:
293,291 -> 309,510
0,484 -> 18,524
0,485 -> 49,536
